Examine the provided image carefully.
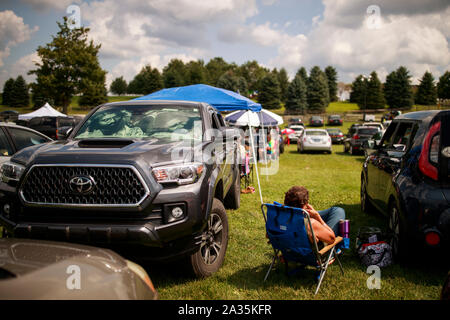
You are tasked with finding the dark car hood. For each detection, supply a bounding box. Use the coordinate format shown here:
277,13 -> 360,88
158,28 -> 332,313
11,138 -> 200,168
0,238 -> 125,277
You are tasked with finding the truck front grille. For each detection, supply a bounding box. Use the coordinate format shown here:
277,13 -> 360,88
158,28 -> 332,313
19,164 -> 149,207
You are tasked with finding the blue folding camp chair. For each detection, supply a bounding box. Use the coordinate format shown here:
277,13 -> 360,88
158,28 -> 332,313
262,202 -> 344,295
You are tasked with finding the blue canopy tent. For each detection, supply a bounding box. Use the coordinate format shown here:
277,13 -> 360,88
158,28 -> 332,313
134,84 -> 265,203
134,84 -> 261,112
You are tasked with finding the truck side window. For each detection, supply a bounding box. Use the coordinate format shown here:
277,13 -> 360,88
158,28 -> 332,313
380,122 -> 398,149
391,122 -> 415,151
0,129 -> 13,156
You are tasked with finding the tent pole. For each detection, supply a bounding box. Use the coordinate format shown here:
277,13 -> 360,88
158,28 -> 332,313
247,114 -> 263,205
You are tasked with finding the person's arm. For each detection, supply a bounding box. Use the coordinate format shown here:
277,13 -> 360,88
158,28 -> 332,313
310,219 -> 336,244
305,204 -> 336,244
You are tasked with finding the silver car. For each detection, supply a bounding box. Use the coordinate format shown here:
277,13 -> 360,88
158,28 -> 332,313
297,129 -> 332,154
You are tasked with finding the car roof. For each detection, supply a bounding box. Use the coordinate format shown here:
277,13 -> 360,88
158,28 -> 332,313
305,128 -> 327,132
395,110 -> 442,122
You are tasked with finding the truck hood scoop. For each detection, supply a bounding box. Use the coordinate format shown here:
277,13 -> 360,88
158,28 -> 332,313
77,139 -> 134,148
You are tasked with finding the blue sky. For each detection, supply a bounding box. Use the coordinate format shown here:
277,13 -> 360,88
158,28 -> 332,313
1,0 -> 449,89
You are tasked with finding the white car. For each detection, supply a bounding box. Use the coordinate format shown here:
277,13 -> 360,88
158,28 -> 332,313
297,129 -> 332,154
361,122 -> 384,132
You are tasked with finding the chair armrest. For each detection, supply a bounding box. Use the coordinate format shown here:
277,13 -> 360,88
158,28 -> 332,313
318,236 -> 343,255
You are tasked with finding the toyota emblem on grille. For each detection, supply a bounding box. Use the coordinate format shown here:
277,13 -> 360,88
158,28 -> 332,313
69,176 -> 96,194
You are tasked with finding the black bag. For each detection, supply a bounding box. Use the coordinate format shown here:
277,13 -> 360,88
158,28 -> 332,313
356,227 -> 393,268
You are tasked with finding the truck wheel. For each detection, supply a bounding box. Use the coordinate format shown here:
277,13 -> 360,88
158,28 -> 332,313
224,167 -> 240,210
190,198 -> 228,278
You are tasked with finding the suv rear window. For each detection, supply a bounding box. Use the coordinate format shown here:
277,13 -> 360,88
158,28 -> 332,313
357,128 -> 378,135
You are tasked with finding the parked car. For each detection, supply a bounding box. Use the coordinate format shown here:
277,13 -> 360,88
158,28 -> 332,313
381,110 -> 402,122
327,114 -> 343,126
360,110 -> 450,260
309,116 -> 324,127
363,114 -> 376,122
297,129 -> 332,154
0,122 -> 52,165
326,128 -> 345,144
27,116 -> 78,140
361,122 -> 384,132
287,124 -> 304,143
347,123 -> 362,138
0,110 -> 19,122
289,118 -> 304,127
0,100 -> 240,278
343,126 -> 380,155
0,238 -> 158,300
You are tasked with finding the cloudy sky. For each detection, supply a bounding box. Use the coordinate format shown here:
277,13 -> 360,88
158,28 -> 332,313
1,0 -> 449,90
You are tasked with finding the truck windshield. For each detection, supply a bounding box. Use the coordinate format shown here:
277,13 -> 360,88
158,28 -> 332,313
75,105 -> 203,141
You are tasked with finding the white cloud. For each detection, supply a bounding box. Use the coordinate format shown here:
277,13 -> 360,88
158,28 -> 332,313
0,10 -> 38,67
260,0 -> 450,83
0,52 -> 40,89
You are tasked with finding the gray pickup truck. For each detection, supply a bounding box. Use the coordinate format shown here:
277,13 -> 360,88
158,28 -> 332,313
0,100 -> 241,278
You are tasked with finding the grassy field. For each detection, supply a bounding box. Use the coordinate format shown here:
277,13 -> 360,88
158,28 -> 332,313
146,122 -> 447,300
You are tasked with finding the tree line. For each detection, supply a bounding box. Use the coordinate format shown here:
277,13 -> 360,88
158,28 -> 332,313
110,62 -> 339,114
350,67 -> 450,110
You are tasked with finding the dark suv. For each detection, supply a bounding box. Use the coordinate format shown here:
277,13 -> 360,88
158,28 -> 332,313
0,100 -> 241,278
361,110 -> 450,259
343,126 -> 379,155
27,116 -> 78,140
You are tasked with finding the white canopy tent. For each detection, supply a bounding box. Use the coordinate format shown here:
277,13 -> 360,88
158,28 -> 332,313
18,103 -> 68,120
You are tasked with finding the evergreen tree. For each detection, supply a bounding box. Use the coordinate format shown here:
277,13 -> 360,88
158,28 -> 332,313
162,59 -> 186,88
384,66 -> 414,110
437,71 -> 450,104
324,66 -> 338,102
29,17 -> 107,114
11,75 -> 30,108
307,66 -> 329,113
296,67 -> 308,84
2,78 -> 15,107
350,75 -> 366,105
258,73 -> 281,110
285,74 -> 307,114
110,76 -> 128,95
365,71 -> 385,109
415,71 -> 437,106
277,68 -> 289,103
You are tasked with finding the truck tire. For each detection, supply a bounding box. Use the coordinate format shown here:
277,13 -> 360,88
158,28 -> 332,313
190,198 -> 228,278
224,166 -> 240,210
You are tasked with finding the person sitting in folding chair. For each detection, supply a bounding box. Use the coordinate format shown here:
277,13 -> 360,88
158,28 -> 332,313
261,185 -> 345,294
284,186 -> 346,247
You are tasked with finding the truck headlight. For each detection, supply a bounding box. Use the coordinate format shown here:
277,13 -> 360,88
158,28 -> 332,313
0,161 -> 26,183
152,163 -> 204,185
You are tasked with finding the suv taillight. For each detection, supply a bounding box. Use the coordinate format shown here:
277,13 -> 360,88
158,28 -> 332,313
419,121 -> 440,180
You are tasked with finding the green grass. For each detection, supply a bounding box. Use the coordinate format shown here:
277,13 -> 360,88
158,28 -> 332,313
326,101 -> 359,113
146,125 -> 446,300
